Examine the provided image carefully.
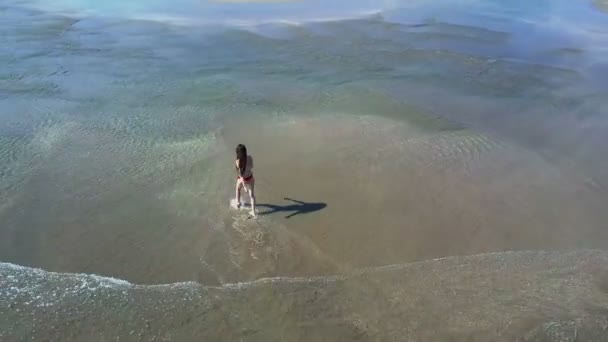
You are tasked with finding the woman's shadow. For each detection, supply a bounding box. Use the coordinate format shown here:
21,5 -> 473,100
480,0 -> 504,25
258,197 -> 327,219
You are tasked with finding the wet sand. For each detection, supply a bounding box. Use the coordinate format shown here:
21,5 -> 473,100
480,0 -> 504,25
4,85 -> 608,286
218,112 -> 608,279
3,112 -> 608,286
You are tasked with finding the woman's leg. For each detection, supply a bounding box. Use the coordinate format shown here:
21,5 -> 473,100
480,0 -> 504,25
235,179 -> 243,208
248,182 -> 256,216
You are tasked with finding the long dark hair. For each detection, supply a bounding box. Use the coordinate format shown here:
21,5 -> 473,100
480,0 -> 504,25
236,144 -> 247,176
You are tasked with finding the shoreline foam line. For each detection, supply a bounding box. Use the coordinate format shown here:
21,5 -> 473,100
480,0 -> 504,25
2,249 -> 606,290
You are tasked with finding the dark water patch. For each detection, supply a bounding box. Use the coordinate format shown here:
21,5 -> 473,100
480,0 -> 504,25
594,0 -> 608,13
400,20 -> 511,50
14,16 -> 79,38
0,80 -> 62,98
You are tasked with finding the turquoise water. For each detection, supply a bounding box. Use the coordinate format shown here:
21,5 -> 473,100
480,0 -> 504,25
2,0 -> 608,340
15,0 -> 384,23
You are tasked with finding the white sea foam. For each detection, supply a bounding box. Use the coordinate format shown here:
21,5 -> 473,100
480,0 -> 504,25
2,249 -> 606,291
9,0 -> 389,27
1,262 -> 132,287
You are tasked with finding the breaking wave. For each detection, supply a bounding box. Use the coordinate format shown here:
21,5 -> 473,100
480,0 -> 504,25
6,0 -> 389,27
3,250 -> 608,341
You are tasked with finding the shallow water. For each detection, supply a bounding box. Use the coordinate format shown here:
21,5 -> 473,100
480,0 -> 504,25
1,0 -> 608,340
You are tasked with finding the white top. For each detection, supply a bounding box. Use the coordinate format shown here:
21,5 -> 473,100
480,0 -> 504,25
237,155 -> 254,178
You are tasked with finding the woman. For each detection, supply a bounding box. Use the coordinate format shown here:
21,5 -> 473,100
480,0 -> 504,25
234,144 -> 256,216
